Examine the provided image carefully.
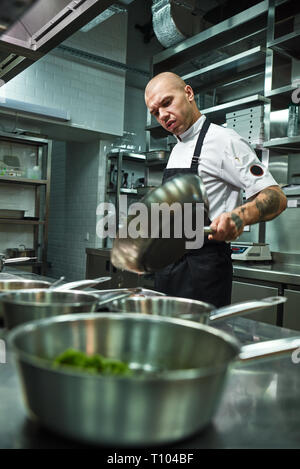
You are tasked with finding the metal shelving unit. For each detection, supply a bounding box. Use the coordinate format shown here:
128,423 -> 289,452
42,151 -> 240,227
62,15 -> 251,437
264,136 -> 300,152
145,0 -> 300,245
264,0 -> 300,151
104,150 -> 146,248
267,30 -> 300,59
182,46 -> 268,90
146,1 -> 275,149
0,131 -> 51,274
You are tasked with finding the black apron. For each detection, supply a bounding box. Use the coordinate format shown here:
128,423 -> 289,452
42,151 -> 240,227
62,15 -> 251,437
154,118 -> 233,307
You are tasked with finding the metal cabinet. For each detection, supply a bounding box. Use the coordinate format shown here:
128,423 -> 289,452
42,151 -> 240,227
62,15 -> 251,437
86,248 -> 141,289
283,289 -> 300,331
232,280 -> 279,325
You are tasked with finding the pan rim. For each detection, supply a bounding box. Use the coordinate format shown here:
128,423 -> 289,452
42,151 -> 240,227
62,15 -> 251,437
7,312 -> 241,381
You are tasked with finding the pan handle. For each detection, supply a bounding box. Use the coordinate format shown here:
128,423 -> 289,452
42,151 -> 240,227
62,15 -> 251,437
209,296 -> 287,322
239,336 -> 300,362
53,277 -> 111,291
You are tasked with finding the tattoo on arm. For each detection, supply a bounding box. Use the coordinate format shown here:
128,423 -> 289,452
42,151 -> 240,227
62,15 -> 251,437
231,213 -> 243,231
255,188 -> 281,221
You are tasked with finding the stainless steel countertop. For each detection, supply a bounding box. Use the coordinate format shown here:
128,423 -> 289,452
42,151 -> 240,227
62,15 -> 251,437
233,261 -> 300,286
1,268 -> 300,448
1,316 -> 300,449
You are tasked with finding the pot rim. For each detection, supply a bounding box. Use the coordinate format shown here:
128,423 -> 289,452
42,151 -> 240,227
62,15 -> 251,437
7,312 -> 241,381
0,288 -> 100,306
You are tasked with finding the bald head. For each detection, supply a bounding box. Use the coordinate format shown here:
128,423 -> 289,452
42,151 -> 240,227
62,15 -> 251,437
145,72 -> 186,99
144,72 -> 201,136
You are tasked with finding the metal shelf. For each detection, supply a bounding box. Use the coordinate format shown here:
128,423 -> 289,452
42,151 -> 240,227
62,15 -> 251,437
263,136 -> 300,152
0,176 -> 47,185
265,84 -> 299,109
152,1 -> 269,74
0,219 -> 45,225
146,95 -> 270,137
267,30 -> 300,59
107,151 -> 145,162
145,123 -> 171,139
107,188 -> 138,195
201,94 -> 270,124
182,46 -> 267,92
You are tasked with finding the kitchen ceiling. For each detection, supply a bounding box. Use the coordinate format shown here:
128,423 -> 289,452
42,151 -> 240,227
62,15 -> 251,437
0,0 -> 131,83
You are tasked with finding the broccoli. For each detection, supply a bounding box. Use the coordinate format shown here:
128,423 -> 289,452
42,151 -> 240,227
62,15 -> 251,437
53,348 -> 132,376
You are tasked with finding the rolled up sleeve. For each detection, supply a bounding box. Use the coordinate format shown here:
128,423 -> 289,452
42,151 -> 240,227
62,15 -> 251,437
221,131 -> 278,200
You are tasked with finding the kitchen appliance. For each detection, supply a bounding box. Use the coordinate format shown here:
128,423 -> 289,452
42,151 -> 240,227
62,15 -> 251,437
8,313 -> 300,446
111,174 -> 213,273
231,242 -> 272,261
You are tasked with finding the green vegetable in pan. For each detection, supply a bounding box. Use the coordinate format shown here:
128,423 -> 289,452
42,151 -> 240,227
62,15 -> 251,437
53,348 -> 132,376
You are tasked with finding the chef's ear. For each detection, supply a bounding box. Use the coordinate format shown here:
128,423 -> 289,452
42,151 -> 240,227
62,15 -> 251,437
185,85 -> 194,102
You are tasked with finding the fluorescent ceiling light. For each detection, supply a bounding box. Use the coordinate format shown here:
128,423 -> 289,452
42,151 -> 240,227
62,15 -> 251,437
80,5 -> 126,32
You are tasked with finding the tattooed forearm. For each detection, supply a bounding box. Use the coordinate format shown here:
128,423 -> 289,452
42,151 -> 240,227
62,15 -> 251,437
255,188 -> 281,221
231,213 -> 243,231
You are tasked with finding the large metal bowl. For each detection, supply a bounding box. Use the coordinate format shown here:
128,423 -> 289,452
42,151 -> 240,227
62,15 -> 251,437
8,313 -> 300,447
111,173 -> 211,274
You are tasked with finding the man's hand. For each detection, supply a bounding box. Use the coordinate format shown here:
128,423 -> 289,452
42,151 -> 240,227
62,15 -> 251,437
208,212 -> 245,242
208,185 -> 287,242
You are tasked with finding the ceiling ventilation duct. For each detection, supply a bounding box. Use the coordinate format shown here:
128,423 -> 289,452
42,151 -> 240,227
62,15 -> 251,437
152,0 -> 207,48
80,4 -> 128,32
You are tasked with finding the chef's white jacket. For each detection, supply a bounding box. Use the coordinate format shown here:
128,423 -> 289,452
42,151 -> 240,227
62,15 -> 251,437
167,115 -> 278,221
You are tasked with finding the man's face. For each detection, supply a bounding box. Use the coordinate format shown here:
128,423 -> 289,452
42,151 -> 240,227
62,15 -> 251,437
145,78 -> 195,136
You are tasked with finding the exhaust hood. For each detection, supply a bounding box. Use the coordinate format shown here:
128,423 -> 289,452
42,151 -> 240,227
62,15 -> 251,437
0,0 -> 130,83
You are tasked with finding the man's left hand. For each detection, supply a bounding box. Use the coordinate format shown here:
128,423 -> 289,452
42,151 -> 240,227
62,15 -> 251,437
208,211 -> 245,242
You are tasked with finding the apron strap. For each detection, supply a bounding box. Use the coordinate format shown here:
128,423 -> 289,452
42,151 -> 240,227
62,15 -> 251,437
190,117 -> 211,171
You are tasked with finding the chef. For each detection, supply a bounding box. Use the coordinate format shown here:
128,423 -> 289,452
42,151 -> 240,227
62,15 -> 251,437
144,72 -> 287,307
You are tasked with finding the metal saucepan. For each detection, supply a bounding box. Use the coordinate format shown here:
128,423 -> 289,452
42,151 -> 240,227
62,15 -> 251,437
111,173 -> 212,274
0,279 -> 52,319
108,295 -> 286,324
0,288 -> 140,329
7,313 -> 300,446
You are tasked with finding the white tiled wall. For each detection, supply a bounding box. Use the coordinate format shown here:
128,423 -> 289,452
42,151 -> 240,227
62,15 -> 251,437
48,140 -> 104,281
124,86 -> 147,152
47,141 -> 67,279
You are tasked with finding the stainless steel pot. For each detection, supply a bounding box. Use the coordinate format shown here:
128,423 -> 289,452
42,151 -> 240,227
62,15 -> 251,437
0,288 -> 136,329
8,313 -> 300,446
111,174 -> 212,274
0,279 -> 51,291
108,295 -> 286,324
0,279 -> 52,319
